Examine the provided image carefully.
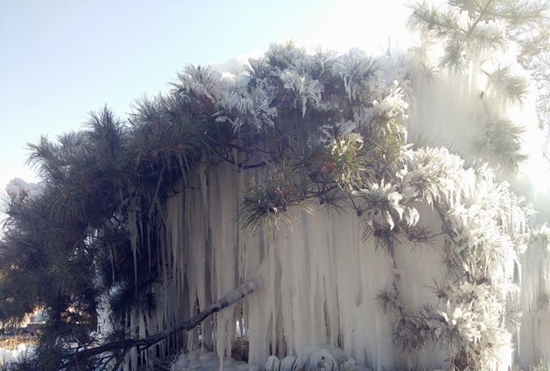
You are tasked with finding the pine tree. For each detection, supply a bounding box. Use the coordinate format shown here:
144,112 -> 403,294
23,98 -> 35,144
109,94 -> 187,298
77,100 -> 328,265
408,0 -> 548,170
0,2 -> 548,370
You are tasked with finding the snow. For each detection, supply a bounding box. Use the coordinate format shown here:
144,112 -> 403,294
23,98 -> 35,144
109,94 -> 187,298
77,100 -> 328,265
5,178 -> 43,201
171,346 -> 373,371
0,344 -> 32,365
171,350 -> 258,371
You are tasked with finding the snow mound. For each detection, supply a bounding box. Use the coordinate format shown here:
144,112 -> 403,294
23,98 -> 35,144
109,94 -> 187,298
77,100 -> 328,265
265,346 -> 372,371
171,350 -> 259,371
0,344 -> 32,365
171,346 -> 374,371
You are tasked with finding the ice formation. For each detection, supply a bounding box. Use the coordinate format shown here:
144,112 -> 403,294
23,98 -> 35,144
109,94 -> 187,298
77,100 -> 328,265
107,41 -> 550,370
0,4 -> 547,371
123,157 -> 520,370
171,350 -> 258,371
403,45 -> 550,368
170,346 -> 372,371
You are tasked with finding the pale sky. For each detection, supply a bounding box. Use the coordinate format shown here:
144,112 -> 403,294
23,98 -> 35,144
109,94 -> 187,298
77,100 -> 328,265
0,0 -> 410,192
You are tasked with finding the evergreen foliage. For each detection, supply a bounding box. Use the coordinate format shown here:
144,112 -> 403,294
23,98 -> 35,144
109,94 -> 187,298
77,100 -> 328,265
409,0 -> 548,170
0,44 -> 414,370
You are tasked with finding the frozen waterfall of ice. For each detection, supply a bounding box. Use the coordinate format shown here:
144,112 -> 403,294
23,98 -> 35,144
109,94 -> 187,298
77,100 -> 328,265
122,161 -> 452,371
93,47 -> 550,371
404,47 -> 550,368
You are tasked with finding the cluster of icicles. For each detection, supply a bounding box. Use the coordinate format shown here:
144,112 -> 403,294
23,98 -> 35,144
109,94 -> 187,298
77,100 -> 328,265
122,160 -> 537,371
122,161 -> 448,371
406,46 -> 550,368
115,53 -> 550,371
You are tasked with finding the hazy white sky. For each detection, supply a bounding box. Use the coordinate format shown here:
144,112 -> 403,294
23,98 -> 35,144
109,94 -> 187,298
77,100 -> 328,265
0,0 -> 409,191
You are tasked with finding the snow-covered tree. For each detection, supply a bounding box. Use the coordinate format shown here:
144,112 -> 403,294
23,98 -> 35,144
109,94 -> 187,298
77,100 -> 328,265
0,2 -> 549,371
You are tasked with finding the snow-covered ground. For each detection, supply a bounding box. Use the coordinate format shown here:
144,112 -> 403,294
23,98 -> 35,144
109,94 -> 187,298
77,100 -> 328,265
171,346 -> 377,371
0,343 -> 31,365
171,350 -> 257,371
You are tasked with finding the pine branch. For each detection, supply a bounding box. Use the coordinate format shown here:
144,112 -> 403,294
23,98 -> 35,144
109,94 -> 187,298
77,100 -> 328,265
486,66 -> 529,105
408,2 -> 463,35
62,281 -> 258,369
466,0 -> 496,38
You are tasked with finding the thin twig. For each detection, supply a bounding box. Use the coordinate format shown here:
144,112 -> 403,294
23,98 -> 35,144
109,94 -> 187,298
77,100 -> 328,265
467,0 -> 496,38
